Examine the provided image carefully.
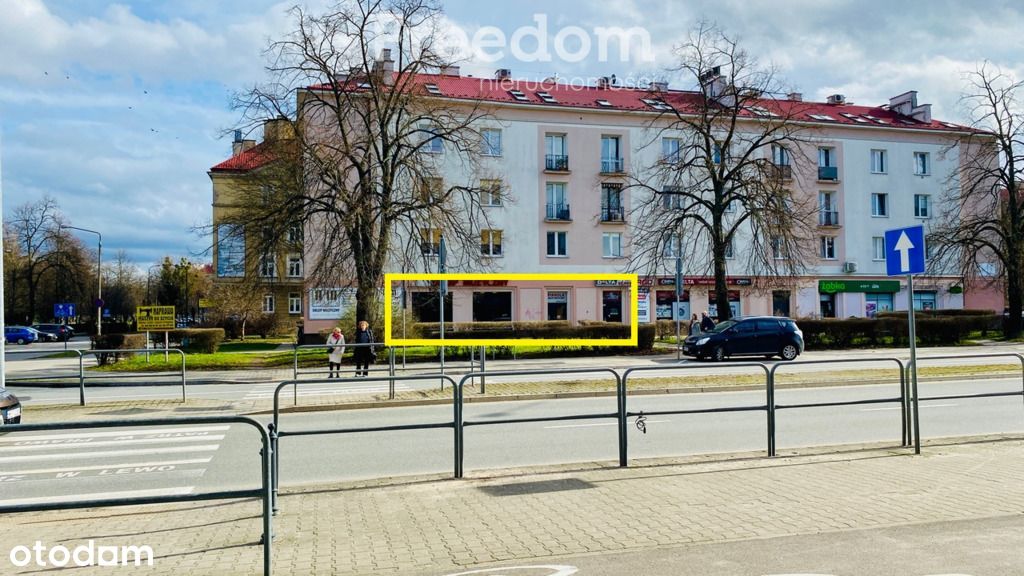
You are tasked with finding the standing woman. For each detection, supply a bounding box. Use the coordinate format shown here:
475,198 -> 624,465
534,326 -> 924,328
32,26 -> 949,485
688,313 -> 701,336
353,320 -> 376,377
326,327 -> 345,379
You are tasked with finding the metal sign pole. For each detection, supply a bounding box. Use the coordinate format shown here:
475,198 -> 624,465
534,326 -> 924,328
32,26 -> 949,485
675,251 -> 683,360
907,273 -> 921,454
439,235 -> 447,379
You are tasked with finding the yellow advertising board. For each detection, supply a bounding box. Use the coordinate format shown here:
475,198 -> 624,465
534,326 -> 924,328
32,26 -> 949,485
136,305 -> 176,331
198,298 -> 211,309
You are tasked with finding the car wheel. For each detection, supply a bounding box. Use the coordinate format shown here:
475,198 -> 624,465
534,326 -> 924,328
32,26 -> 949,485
712,346 -> 726,362
16,337 -> 26,345
780,344 -> 799,361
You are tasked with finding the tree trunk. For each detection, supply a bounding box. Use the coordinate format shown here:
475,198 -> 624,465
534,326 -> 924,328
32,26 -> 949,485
1006,263 -> 1023,339
712,206 -> 731,322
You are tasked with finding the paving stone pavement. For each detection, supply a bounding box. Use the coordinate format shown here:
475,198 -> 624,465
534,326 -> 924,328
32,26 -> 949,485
2,436 -> 1023,575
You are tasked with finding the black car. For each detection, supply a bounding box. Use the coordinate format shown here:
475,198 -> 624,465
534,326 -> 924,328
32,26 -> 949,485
0,389 -> 22,424
32,324 -> 74,341
683,316 -> 804,362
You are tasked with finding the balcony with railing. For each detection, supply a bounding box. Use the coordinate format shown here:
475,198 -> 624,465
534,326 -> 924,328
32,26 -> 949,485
545,154 -> 570,172
818,210 -> 841,227
818,165 -> 838,181
772,163 -> 793,181
546,203 -> 571,221
600,206 -> 626,223
600,157 -> 625,174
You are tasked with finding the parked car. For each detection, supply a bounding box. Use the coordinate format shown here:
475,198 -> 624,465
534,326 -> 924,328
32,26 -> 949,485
683,316 -> 804,362
4,326 -> 38,345
0,389 -> 22,424
28,327 -> 59,342
32,324 -> 74,341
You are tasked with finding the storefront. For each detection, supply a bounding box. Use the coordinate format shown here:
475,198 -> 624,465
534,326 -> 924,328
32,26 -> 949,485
817,279 -> 900,318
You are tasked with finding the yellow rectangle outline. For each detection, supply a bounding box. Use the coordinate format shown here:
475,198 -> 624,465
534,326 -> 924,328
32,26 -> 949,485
384,272 -> 639,347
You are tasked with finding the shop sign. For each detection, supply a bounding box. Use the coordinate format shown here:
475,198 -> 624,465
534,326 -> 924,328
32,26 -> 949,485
595,280 -> 631,286
818,280 -> 900,294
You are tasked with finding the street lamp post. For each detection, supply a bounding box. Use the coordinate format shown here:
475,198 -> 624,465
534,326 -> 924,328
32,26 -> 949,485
63,226 -> 102,336
438,235 -> 447,378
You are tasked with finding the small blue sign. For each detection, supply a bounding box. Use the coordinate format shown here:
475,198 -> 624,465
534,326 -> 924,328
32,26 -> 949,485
885,225 -> 926,277
54,302 -> 77,318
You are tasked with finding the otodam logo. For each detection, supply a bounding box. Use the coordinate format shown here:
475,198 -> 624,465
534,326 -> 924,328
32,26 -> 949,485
9,541 -> 153,568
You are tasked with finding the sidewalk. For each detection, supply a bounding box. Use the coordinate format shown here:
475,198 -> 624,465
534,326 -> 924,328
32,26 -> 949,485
2,435 -> 1022,575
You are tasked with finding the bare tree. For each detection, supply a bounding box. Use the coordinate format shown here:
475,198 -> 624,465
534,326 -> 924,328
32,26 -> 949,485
206,281 -> 265,340
930,64 -> 1023,336
224,0 -> 502,327
624,23 -> 817,321
8,197 -> 66,323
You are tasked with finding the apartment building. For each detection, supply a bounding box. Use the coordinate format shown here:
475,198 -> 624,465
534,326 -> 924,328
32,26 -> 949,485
212,60 -> 998,334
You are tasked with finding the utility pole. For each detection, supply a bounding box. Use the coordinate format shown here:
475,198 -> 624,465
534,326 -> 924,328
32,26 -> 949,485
438,234 -> 447,377
63,226 -> 102,336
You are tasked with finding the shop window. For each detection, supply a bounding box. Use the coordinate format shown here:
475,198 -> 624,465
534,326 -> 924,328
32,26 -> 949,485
602,290 -> 623,323
547,291 -> 569,321
865,293 -> 893,317
913,291 -> 936,311
772,291 -> 791,317
411,291 -> 452,322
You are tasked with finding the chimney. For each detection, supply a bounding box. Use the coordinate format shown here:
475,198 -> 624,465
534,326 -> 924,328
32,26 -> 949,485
826,94 -> 846,105
787,92 -> 803,102
911,102 -> 932,123
649,80 -> 669,92
372,48 -> 395,85
888,90 -> 918,116
699,66 -> 726,99
439,65 -> 460,77
597,76 -> 611,89
263,116 -> 293,142
494,68 -> 511,80
231,130 -> 255,156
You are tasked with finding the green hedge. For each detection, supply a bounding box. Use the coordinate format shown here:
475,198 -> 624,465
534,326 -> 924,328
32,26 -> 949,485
167,328 -> 226,353
90,333 -> 148,365
797,315 -> 1001,349
413,321 -> 655,350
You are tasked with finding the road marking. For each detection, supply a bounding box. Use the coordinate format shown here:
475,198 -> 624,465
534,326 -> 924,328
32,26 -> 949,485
544,420 -> 670,429
3,434 -> 225,451
0,425 -> 229,442
861,403 -> 959,412
4,445 -> 221,463
0,486 -> 194,507
4,458 -> 213,476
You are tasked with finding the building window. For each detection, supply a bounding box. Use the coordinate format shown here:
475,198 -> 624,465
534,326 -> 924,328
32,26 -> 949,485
288,293 -> 301,315
661,186 -> 684,209
481,128 -> 502,156
547,290 -> 569,321
547,231 -> 567,257
418,176 -> 443,204
420,228 -> 442,256
662,138 -> 681,162
545,134 -> 568,170
772,290 -> 791,317
545,182 -> 569,219
601,184 -> 624,222
712,142 -> 723,164
663,234 -> 680,257
480,179 -> 502,206
601,135 -> 624,172
871,193 -> 888,217
872,237 -> 885,261
871,149 -> 887,173
259,253 -> 276,278
820,236 -> 836,260
913,291 -> 937,311
914,194 -> 931,218
263,294 -> 275,313
818,147 -> 837,180
772,144 -> 791,166
819,293 -> 835,318
865,293 -> 893,317
602,232 -> 623,258
819,191 -> 838,225
472,292 -> 512,322
481,229 -> 503,256
423,125 -> 443,153
724,238 -> 734,259
914,152 -> 930,175
771,236 -> 786,260
286,254 -> 303,278
286,223 -> 302,243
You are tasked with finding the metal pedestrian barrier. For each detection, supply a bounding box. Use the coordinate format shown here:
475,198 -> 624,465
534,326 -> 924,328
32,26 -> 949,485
908,353 -> 1024,454
269,374 -> 459,513
80,348 -> 187,404
0,416 -> 274,576
292,343 -> 484,381
768,358 -> 908,456
619,363 -> 772,462
4,349 -> 86,403
455,368 -> 621,478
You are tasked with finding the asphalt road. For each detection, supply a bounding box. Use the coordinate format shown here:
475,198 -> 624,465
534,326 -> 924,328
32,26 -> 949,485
5,379 -> 1021,507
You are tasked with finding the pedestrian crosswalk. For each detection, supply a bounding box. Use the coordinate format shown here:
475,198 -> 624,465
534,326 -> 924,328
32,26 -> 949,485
0,424 -> 230,507
244,381 -> 413,401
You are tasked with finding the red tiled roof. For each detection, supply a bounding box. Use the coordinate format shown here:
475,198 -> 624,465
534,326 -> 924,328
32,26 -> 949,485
209,142 -> 276,173
307,73 -> 971,132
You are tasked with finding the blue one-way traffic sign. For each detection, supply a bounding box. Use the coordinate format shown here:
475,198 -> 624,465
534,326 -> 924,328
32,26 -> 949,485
885,225 -> 926,277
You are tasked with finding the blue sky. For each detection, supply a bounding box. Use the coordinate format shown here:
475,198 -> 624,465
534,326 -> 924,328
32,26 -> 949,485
1,0 -> 1022,269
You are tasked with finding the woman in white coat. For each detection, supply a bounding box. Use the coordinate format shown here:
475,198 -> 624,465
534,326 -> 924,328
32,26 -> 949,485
326,327 -> 346,378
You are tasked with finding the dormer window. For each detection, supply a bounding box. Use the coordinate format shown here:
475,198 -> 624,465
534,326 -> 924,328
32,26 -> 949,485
508,90 -> 528,102
424,83 -> 442,95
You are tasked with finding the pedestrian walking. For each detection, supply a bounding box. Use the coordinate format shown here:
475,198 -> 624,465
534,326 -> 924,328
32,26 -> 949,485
353,319 -> 376,377
700,311 -> 716,332
689,313 -> 702,336
326,327 -> 345,379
